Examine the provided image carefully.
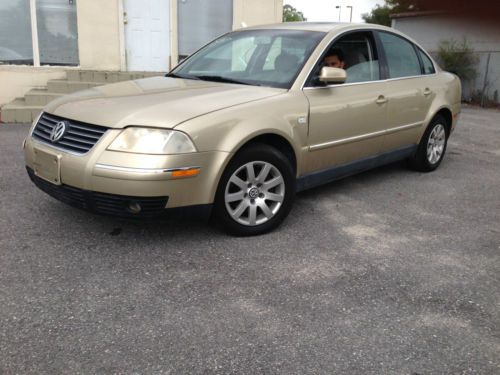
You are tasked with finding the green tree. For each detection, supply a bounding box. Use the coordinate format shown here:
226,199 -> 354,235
362,0 -> 420,26
362,5 -> 392,26
283,4 -> 306,22
385,0 -> 421,12
436,39 -> 478,82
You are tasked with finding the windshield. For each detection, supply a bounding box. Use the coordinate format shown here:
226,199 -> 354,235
170,29 -> 326,89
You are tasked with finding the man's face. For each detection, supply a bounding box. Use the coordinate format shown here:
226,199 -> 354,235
324,55 -> 345,69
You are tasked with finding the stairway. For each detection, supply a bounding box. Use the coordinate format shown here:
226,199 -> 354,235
1,70 -> 163,123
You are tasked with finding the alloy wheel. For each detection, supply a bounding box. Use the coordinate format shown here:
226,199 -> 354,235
427,124 -> 446,164
224,161 -> 285,226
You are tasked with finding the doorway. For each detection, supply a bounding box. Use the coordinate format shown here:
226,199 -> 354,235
123,0 -> 171,72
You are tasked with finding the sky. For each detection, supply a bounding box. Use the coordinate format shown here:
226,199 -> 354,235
285,0 -> 386,23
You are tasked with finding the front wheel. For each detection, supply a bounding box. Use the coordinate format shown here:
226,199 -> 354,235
213,144 -> 296,236
408,114 -> 449,172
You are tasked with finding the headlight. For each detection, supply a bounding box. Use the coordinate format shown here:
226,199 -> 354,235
108,127 -> 197,154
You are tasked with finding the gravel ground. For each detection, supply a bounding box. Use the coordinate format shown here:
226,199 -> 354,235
0,106 -> 499,374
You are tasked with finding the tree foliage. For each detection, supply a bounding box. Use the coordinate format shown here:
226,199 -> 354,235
283,4 -> 306,22
362,0 -> 420,26
362,5 -> 392,26
436,39 -> 478,82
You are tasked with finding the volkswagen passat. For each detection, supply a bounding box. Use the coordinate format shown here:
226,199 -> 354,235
24,23 -> 461,235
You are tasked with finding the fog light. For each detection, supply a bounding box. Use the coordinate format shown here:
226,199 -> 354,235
127,201 -> 142,214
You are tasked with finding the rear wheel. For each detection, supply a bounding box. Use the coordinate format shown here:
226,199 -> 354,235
213,143 -> 295,236
408,114 -> 449,172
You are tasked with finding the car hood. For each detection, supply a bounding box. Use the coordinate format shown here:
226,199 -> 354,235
45,77 -> 285,129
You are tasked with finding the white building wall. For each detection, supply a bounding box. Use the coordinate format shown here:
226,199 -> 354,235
0,0 -> 283,107
392,16 -> 500,102
233,0 -> 283,29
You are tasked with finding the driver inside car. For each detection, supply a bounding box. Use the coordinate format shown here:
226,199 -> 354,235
323,48 -> 346,69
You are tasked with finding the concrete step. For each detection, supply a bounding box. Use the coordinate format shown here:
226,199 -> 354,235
1,99 -> 43,123
66,70 -> 163,83
1,70 -> 166,123
24,89 -> 63,106
46,79 -> 102,94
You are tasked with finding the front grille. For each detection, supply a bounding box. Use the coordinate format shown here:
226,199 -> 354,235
27,168 -> 169,218
32,113 -> 108,155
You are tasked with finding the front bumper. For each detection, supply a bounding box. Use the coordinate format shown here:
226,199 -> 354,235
27,167 -> 168,218
24,133 -> 230,209
27,167 -> 213,219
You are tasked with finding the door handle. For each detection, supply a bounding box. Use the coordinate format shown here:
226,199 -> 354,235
375,95 -> 388,105
423,88 -> 432,96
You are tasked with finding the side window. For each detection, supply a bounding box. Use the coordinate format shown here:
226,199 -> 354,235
308,31 -> 381,86
379,32 -> 421,78
417,48 -> 435,75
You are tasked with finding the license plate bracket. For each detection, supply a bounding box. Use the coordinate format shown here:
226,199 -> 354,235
33,148 -> 61,185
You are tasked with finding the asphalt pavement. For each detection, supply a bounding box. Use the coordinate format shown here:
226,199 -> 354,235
0,106 -> 499,374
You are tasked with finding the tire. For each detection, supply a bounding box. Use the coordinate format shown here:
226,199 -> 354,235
408,114 -> 449,172
213,143 -> 296,236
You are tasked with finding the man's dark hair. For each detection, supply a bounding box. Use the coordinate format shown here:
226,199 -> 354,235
327,48 -> 345,62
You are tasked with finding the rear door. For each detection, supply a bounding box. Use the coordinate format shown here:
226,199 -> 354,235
303,31 -> 388,174
375,31 -> 433,151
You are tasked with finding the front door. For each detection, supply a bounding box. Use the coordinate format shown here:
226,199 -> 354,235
303,31 -> 388,174
124,0 -> 170,72
304,82 -> 388,174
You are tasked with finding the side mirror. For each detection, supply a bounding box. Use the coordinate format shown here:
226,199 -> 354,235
318,67 -> 346,84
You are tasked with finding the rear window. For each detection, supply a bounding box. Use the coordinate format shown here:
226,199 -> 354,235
418,48 -> 436,75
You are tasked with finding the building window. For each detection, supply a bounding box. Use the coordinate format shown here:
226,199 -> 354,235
178,0 -> 233,60
36,0 -> 79,65
0,0 -> 79,66
0,0 -> 34,65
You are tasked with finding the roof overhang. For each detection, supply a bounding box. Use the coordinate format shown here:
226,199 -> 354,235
390,11 -> 447,19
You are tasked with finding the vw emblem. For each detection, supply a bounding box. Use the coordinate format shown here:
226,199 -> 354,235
248,187 -> 259,199
50,121 -> 67,143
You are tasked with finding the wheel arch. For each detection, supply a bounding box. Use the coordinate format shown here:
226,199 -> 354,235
211,132 -> 298,235
435,107 -> 453,136
419,106 -> 453,143
209,131 -> 299,205
236,133 -> 297,174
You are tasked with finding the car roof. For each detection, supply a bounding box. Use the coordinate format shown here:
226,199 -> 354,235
244,22 -> 394,33
242,22 -> 431,57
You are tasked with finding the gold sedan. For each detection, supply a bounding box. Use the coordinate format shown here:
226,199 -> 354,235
24,23 -> 461,235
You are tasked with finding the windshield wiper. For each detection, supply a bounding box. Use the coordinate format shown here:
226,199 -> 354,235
195,75 -> 255,86
165,72 -> 200,80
